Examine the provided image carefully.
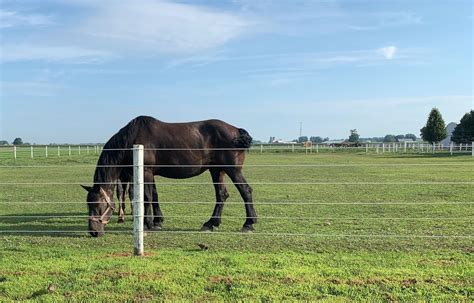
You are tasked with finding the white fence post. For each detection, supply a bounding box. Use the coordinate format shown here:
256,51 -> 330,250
133,144 -> 145,256
450,142 -> 453,156
68,146 -> 71,157
78,146 -> 81,155
58,146 -> 60,157
472,142 -> 474,157
87,146 -> 89,154
30,146 -> 33,159
260,144 -> 263,153
45,146 -> 48,158
13,146 -> 17,159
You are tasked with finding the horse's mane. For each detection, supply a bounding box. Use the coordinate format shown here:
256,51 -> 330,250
93,116 -> 155,184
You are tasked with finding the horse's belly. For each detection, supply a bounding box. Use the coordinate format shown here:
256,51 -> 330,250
156,167 -> 207,179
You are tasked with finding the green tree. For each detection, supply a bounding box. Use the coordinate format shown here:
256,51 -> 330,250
420,108 -> 447,143
12,138 -> 23,145
309,136 -> 323,143
405,134 -> 417,141
0,140 -> 8,145
451,110 -> 474,144
383,134 -> 396,142
298,136 -> 308,143
348,129 -> 359,142
395,134 -> 405,140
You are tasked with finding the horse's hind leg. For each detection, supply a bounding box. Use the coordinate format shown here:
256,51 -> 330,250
201,169 -> 229,232
226,168 -> 256,232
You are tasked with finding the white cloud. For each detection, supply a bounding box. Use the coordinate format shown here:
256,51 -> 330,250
0,44 -> 114,63
78,0 -> 252,53
378,46 -> 397,59
0,9 -> 53,28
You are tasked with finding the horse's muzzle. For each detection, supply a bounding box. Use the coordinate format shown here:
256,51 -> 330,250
88,220 -> 105,237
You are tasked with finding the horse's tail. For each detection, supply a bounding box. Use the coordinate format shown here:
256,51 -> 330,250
233,128 -> 253,149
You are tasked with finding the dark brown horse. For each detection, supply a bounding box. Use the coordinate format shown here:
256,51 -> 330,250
82,115 -> 256,237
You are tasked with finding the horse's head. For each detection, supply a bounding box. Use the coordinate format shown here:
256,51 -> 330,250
81,185 -> 115,237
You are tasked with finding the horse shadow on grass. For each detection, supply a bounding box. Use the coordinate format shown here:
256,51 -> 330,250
0,212 -> 206,238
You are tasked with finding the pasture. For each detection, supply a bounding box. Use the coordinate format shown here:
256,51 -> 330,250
0,151 -> 473,301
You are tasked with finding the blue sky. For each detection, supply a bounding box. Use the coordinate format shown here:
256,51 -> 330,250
0,0 -> 472,144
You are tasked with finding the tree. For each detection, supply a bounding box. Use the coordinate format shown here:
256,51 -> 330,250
395,134 -> 405,140
12,138 -> 23,145
383,134 -> 396,142
348,129 -> 359,142
310,136 -> 323,143
451,110 -> 474,144
0,140 -> 8,145
405,134 -> 417,141
420,108 -> 447,143
298,136 -> 308,143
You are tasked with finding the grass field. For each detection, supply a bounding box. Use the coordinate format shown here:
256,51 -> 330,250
0,152 -> 473,301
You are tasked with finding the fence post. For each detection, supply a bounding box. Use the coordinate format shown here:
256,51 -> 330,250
45,146 -> 48,158
30,146 -> 33,159
382,143 -> 385,153
133,144 -> 145,256
292,144 -> 295,153
432,142 -> 435,154
68,146 -> 71,157
260,144 -> 263,153
450,142 -> 453,156
87,146 -> 89,154
58,146 -> 60,157
472,142 -> 474,157
78,146 -> 81,155
13,146 -> 17,159
365,144 -> 368,153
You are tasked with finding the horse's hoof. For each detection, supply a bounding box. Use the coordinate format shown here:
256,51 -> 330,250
241,226 -> 255,233
145,224 -> 162,231
200,225 -> 214,232
151,224 -> 162,231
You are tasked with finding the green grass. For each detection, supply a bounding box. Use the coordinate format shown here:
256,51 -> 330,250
0,152 -> 473,301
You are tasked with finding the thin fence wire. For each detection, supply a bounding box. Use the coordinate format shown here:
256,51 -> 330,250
1,182 -> 473,185
1,201 -> 473,205
1,163 -> 473,168
0,215 -> 472,220
0,230 -> 471,239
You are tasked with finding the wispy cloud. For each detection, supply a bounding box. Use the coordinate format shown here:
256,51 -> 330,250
77,0 -> 252,53
0,44 -> 115,63
0,1 -> 254,63
378,46 -> 397,60
0,9 -> 53,28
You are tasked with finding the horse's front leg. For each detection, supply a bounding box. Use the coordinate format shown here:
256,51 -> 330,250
143,171 -> 163,231
150,181 -> 164,229
226,168 -> 256,232
201,169 -> 229,231
116,180 -> 125,223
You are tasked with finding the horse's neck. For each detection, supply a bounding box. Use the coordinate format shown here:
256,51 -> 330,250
93,151 -> 124,185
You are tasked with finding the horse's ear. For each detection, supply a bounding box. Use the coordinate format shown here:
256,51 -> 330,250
81,185 -> 93,192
